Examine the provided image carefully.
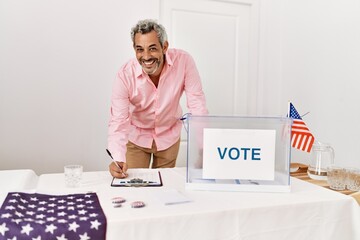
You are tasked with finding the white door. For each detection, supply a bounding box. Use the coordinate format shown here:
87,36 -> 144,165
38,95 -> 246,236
160,0 -> 261,166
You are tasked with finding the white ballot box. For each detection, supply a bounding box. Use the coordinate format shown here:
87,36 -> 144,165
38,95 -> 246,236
185,115 -> 292,192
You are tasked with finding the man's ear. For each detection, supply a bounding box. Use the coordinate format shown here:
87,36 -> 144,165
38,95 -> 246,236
163,41 -> 169,53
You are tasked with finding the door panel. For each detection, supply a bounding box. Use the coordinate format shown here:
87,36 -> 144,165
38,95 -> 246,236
160,0 -> 260,166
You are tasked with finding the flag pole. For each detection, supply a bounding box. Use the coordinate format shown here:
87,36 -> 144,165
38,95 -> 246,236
288,101 -> 291,118
301,111 -> 310,118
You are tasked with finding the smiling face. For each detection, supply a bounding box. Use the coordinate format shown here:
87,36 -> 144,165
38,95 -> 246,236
134,30 -> 168,78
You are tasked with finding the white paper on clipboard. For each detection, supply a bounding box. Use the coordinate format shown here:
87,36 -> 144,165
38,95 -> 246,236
111,169 -> 162,187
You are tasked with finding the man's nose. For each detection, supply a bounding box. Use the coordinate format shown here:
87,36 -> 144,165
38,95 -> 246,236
142,49 -> 152,59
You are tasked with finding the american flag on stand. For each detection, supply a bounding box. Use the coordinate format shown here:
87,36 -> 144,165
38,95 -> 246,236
0,192 -> 106,240
288,102 -> 315,153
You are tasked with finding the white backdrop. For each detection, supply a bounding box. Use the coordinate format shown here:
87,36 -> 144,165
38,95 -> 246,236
0,0 -> 160,173
1,0 -> 360,174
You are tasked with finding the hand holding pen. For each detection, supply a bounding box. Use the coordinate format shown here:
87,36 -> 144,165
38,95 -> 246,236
106,149 -> 128,179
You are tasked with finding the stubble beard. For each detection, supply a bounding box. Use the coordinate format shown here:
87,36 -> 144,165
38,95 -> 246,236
140,58 -> 161,76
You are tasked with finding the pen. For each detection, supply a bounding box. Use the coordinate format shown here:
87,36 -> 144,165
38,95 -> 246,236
106,149 -> 126,177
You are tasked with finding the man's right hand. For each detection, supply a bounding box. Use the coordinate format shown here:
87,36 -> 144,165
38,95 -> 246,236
109,161 -> 128,178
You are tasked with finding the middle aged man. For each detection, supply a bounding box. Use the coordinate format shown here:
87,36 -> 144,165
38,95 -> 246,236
108,19 -> 208,178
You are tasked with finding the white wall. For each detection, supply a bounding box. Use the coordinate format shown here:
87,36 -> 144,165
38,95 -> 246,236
259,0 -> 360,168
0,0 -> 160,174
1,0 -> 360,174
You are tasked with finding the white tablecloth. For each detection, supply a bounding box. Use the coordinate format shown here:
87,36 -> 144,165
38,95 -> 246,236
4,168 -> 360,240
0,169 -> 38,203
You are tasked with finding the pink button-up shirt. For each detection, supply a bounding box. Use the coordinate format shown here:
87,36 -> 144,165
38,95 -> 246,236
108,48 -> 208,162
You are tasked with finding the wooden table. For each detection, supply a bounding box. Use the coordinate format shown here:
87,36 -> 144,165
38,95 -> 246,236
290,163 -> 360,204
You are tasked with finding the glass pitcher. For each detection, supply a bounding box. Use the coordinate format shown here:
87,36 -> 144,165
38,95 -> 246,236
307,142 -> 335,180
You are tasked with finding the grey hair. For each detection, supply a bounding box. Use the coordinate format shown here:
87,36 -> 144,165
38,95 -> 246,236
130,19 -> 168,47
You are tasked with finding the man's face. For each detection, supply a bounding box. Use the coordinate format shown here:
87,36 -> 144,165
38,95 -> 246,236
134,30 -> 168,77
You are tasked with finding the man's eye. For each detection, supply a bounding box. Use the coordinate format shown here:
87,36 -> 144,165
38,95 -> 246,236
150,48 -> 157,52
136,48 -> 143,52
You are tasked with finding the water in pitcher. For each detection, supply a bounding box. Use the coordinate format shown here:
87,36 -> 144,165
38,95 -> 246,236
307,142 -> 335,180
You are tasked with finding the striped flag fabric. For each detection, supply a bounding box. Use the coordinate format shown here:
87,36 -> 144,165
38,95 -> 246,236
0,192 -> 106,240
289,102 -> 315,152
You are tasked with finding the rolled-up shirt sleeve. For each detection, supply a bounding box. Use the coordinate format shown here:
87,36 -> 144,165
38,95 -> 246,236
107,70 -> 131,163
184,54 -> 208,115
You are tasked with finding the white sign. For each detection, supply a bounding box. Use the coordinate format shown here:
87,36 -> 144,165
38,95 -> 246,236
202,128 -> 276,180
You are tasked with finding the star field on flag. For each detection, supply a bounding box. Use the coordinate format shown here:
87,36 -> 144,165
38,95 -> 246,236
0,192 -> 106,240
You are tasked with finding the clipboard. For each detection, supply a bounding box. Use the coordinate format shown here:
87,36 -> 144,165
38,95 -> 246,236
111,169 -> 163,187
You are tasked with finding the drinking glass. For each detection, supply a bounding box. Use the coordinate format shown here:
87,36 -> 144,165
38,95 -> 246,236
346,168 -> 360,191
64,165 -> 83,188
327,166 -> 346,190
